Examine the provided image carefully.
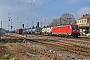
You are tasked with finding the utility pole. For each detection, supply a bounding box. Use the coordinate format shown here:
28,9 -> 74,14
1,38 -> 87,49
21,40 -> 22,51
26,17 -> 28,37
40,22 -> 42,28
1,21 -> 2,29
32,21 -> 33,28
11,19 -> 12,34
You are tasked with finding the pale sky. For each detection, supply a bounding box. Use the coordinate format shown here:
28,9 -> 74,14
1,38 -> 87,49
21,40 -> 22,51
0,0 -> 90,30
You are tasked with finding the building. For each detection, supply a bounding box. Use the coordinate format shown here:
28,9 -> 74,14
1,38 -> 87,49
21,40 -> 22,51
77,14 -> 90,35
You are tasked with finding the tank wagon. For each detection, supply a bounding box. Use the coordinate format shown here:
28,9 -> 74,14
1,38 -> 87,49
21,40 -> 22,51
28,27 -> 41,35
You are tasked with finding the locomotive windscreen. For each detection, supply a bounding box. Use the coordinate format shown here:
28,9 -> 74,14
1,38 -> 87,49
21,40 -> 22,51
71,26 -> 78,30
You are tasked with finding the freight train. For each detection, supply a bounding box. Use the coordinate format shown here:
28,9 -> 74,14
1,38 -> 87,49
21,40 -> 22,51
15,24 -> 80,38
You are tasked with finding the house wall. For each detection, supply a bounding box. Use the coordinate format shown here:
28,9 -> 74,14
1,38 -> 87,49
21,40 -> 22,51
77,19 -> 90,26
77,17 -> 90,35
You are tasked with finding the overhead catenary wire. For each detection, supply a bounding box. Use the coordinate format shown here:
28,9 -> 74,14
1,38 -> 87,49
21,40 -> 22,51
9,0 -> 13,15
0,0 -> 56,18
24,0 -> 56,16
33,0 -> 56,11
0,0 -> 89,19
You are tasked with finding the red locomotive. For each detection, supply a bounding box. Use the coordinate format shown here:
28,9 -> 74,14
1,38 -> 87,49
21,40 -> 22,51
52,24 -> 80,38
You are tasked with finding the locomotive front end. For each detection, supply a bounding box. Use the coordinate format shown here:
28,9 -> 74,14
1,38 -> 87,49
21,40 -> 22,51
71,25 -> 80,37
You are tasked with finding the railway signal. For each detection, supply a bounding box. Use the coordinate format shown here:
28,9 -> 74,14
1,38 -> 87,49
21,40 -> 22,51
23,24 -> 24,28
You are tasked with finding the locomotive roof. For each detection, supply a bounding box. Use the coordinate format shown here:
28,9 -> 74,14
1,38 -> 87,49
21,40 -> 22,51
53,24 -> 78,27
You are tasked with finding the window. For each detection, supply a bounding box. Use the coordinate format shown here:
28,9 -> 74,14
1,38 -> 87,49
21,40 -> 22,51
85,20 -> 86,22
77,21 -> 79,23
82,20 -> 83,23
77,21 -> 78,23
72,26 -> 78,30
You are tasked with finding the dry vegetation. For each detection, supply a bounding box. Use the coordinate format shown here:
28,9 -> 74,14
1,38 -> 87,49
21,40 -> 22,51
0,41 -> 35,60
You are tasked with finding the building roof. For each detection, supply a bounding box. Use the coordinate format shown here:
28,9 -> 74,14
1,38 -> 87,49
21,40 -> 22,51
80,14 -> 90,19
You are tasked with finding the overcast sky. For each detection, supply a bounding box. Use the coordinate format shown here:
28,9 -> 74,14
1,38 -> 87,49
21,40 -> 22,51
0,0 -> 90,30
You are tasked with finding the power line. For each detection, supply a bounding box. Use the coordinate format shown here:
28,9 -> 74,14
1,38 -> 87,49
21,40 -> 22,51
0,0 -> 56,18
33,0 -> 56,11
24,0 -> 56,16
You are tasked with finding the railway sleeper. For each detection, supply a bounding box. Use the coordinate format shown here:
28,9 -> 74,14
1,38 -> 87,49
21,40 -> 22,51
74,51 -> 82,54
83,53 -> 90,56
68,50 -> 76,53
74,47 -> 90,53
72,47 -> 90,54
68,49 -> 89,57
79,52 -> 86,55
80,49 -> 90,53
75,51 -> 89,56
59,47 -> 66,51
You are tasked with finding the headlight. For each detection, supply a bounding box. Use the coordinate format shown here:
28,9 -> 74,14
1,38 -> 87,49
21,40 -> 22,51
73,30 -> 75,32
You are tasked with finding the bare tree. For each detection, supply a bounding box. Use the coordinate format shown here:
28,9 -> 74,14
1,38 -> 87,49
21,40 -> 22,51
52,18 -> 59,26
47,13 -> 76,27
60,13 -> 76,25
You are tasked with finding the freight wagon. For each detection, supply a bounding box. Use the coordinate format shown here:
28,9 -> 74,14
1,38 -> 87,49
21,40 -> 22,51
15,29 -> 23,34
28,28 -> 41,34
42,27 -> 52,35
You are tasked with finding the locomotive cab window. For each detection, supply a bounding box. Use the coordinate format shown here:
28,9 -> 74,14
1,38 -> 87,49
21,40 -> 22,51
71,26 -> 78,30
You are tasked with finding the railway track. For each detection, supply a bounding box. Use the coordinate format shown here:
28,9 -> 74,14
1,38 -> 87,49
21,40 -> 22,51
51,38 -> 90,48
24,35 -> 90,49
20,35 -> 90,57
24,38 -> 90,57
19,44 -> 63,60
11,34 -> 90,49
4,34 -> 90,57
45,41 -> 90,56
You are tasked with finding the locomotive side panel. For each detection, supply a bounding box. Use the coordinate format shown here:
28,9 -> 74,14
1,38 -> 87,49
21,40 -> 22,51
52,26 -> 70,35
66,25 -> 72,35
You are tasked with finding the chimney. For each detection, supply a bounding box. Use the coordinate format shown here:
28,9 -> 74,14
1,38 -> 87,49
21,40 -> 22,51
86,14 -> 87,16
